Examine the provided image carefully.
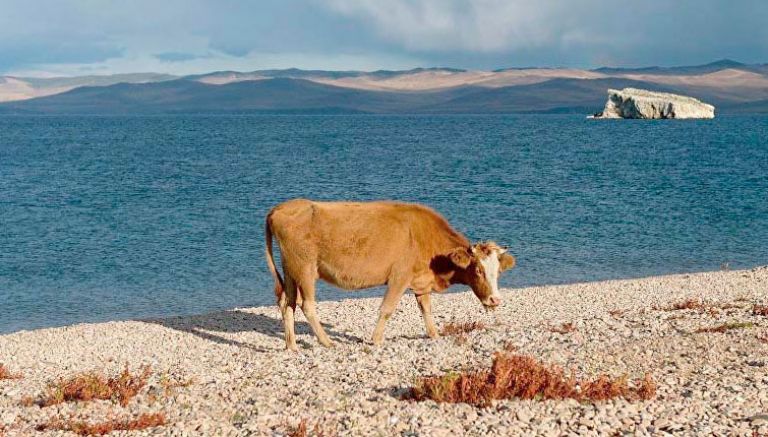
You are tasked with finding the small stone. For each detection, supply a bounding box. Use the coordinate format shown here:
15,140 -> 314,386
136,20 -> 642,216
517,410 -> 532,423
2,412 -> 16,426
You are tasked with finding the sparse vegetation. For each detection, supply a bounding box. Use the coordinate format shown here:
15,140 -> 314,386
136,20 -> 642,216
36,413 -> 166,436
440,321 -> 486,345
608,309 -> 626,318
660,299 -> 746,317
35,365 -> 151,407
440,321 -> 486,336
289,419 -> 309,437
287,418 -> 333,437
501,341 -> 517,352
753,305 -> 768,317
159,374 -> 195,395
716,303 -> 742,310
0,363 -> 22,380
549,322 -> 577,334
405,352 -> 655,406
668,299 -> 708,311
695,322 -> 756,333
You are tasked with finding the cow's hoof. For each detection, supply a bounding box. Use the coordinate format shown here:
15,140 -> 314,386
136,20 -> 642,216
427,331 -> 439,339
319,340 -> 334,348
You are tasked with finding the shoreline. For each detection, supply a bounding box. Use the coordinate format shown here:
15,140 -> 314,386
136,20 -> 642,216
2,267 -> 767,435
4,265 -> 764,337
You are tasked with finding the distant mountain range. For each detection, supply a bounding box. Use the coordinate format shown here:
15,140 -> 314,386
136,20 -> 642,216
1,60 -> 767,114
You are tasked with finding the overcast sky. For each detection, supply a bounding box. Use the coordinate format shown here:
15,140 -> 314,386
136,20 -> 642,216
2,0 -> 766,77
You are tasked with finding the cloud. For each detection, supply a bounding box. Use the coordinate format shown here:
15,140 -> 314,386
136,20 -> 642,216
323,0 -> 563,52
320,0 -> 768,67
0,0 -> 765,75
154,52 -> 210,63
0,39 -> 124,72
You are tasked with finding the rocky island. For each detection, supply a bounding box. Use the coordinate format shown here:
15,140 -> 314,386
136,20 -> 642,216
592,88 -> 716,119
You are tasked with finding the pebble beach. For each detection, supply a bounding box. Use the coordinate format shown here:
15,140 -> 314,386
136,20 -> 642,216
2,267 -> 767,436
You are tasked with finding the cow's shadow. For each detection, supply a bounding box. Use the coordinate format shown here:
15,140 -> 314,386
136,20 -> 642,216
147,308 -> 363,352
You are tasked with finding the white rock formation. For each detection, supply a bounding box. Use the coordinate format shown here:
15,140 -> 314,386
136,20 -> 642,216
593,88 -> 715,119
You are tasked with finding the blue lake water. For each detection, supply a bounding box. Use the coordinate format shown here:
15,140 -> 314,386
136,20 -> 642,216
1,114 -> 766,333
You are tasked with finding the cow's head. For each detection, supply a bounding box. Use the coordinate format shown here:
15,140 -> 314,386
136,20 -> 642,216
445,241 -> 516,309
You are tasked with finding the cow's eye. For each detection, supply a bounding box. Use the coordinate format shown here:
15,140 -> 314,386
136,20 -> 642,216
475,265 -> 482,275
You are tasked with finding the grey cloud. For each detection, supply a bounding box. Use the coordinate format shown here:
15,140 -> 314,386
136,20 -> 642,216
321,0 -> 768,67
154,52 -> 209,63
0,0 -> 765,74
0,38 -> 124,71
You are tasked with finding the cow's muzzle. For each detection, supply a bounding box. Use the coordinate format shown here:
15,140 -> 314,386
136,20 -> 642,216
482,295 -> 501,309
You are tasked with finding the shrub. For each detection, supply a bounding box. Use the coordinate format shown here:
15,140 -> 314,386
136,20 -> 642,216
37,365 -> 151,407
549,322 -> 576,334
0,363 -> 22,380
753,305 -> 768,317
440,321 -> 486,336
608,309 -> 626,318
36,413 -> 165,436
668,299 -> 707,311
406,352 -> 655,406
287,418 -> 332,437
661,299 -> 745,316
159,374 -> 195,395
695,322 -> 756,333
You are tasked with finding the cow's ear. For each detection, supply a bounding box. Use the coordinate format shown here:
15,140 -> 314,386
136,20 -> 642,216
499,252 -> 516,271
448,247 -> 472,269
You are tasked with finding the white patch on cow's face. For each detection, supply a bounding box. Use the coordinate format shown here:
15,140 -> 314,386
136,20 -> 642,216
479,249 -> 502,303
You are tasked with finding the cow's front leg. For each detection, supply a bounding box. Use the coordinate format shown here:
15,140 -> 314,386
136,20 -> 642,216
416,293 -> 438,339
371,282 -> 407,346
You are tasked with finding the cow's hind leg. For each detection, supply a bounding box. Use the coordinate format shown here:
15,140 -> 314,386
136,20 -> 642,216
297,276 -> 333,348
279,275 -> 299,351
416,293 -> 439,339
372,280 -> 408,346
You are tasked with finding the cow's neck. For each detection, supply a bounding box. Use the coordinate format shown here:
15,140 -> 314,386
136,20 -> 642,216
425,226 -> 471,291
431,242 -> 471,292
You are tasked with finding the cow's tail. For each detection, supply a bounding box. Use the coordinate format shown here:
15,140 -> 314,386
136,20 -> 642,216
265,211 -> 284,302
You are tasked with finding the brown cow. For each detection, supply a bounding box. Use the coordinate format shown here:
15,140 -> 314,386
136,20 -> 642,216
265,199 -> 516,350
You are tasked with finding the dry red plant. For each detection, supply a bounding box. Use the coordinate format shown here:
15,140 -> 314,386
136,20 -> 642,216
753,305 -> 768,317
501,341 -> 517,352
661,299 -> 747,318
440,321 -> 486,336
406,352 -> 655,406
159,374 -> 195,395
716,303 -> 742,310
289,419 -> 309,437
36,413 -> 165,436
608,309 -> 626,318
695,322 -> 755,334
549,322 -> 577,334
287,418 -> 332,437
667,299 -> 708,311
36,365 -> 151,407
0,363 -> 22,380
